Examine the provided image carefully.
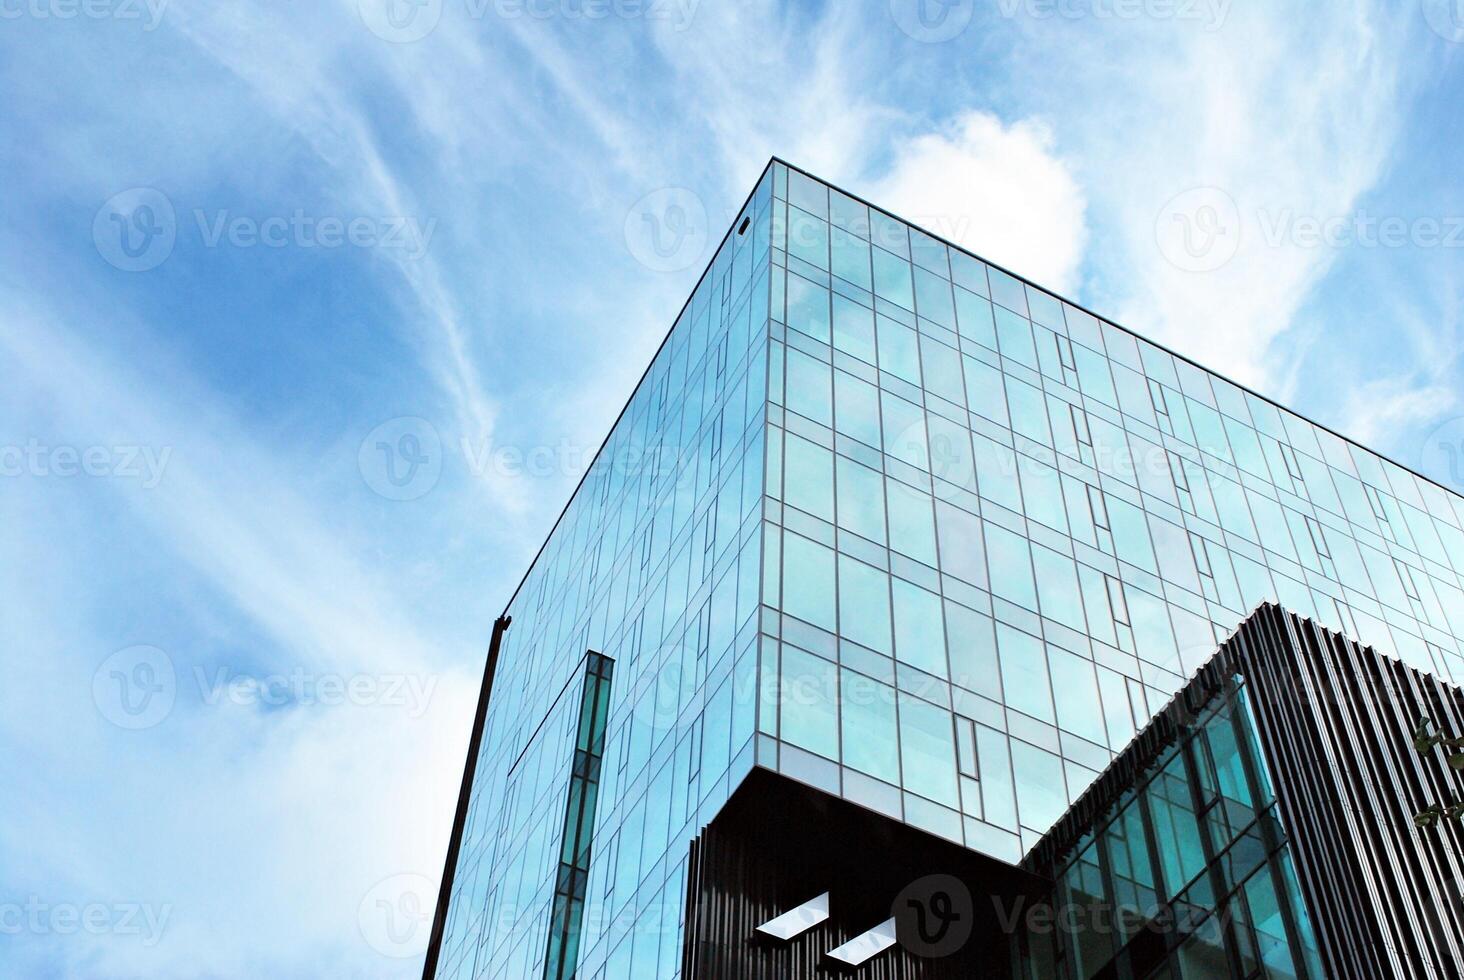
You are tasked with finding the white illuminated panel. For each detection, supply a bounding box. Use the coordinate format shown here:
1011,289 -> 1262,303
826,917 -> 897,966
755,892 -> 830,941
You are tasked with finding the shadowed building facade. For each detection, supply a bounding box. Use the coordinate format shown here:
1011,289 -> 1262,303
423,161 -> 1464,979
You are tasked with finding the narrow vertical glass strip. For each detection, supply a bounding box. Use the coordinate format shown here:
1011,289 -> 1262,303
542,651 -> 615,980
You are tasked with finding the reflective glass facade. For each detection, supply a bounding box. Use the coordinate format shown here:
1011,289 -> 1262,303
1016,676 -> 1325,979
429,159 -> 1464,979
760,160 -> 1464,864
431,169 -> 773,980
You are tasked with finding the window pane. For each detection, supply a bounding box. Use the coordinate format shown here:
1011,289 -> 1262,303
1033,546 -> 1086,632
1019,457 -> 1068,533
985,521 -> 1037,610
780,646 -> 837,759
883,396 -> 928,471
785,348 -> 832,426
1146,753 -> 1207,897
913,266 -> 955,328
782,533 -> 835,630
786,206 -> 828,271
920,334 -> 965,405
838,556 -> 892,654
950,252 -> 988,296
964,356 -> 1010,427
944,601 -> 1001,701
831,294 -> 875,365
927,414 -> 976,491
786,273 -> 830,343
898,692 -> 958,807
877,317 -> 921,384
1048,646 -> 1106,744
834,370 -> 882,448
835,455 -> 886,543
1105,801 -> 1160,942
973,435 -> 1022,513
873,247 -> 915,310
977,726 -> 1016,827
887,478 -> 938,566
831,226 -> 872,290
893,578 -> 947,677
935,501 -> 988,589
997,623 -> 1053,723
841,670 -> 898,783
784,434 -> 833,521
955,287 -> 997,348
1007,378 -> 1051,445
1011,741 -> 1066,830
995,307 -> 1037,367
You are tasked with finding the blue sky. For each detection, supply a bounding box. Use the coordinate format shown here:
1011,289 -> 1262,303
1,1 -> 1461,976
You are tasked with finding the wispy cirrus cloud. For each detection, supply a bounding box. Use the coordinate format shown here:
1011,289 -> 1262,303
0,295 -> 477,978
991,0 -> 1430,392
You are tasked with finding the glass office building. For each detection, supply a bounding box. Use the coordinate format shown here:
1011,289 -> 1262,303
424,159 -> 1464,979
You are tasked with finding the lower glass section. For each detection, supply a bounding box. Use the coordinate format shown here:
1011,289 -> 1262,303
1014,678 -> 1325,980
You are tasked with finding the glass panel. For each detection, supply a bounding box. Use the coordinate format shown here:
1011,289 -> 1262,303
1011,741 -> 1067,830
780,646 -> 838,760
877,316 -> 921,384
997,624 -> 1054,723
837,555 -> 892,654
898,692 -> 959,807
786,348 -> 832,426
1146,753 -> 1207,898
1242,866 -> 1301,980
872,247 -> 915,310
835,455 -> 886,543
831,293 -> 876,365
892,578 -> 947,677
977,725 -> 1017,827
784,434 -> 833,521
786,272 -> 831,343
887,477 -> 938,565
834,370 -> 882,448
841,669 -> 899,783
783,532 -> 836,630
985,522 -> 1038,611
1175,915 -> 1228,979
1105,801 -> 1161,942
831,226 -> 872,290
1048,646 -> 1106,744
1060,842 -> 1113,979
945,600 -> 1001,701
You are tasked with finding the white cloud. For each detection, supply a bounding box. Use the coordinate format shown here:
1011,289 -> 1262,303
0,302 -> 476,978
1340,376 -> 1458,449
1004,1 -> 1424,392
867,111 -> 1089,295
649,0 -> 893,191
